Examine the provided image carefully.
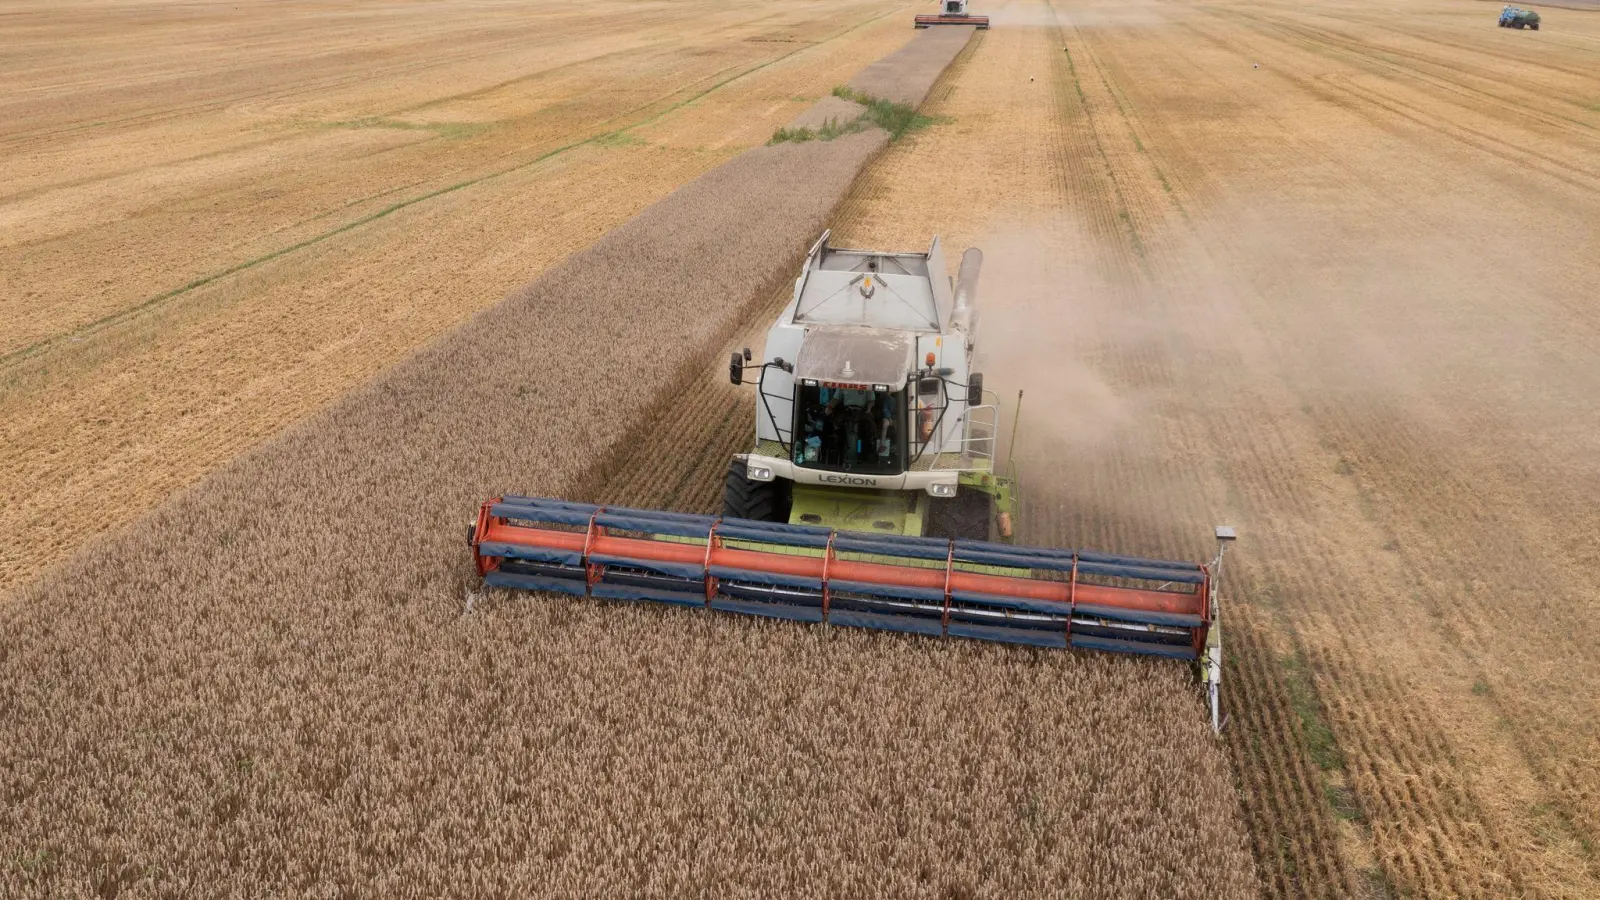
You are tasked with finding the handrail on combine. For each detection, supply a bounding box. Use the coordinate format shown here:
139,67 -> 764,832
930,403 -> 999,471
470,496 -> 1238,732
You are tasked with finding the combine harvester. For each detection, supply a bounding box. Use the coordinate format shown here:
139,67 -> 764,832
470,233 -> 1236,731
916,0 -> 989,29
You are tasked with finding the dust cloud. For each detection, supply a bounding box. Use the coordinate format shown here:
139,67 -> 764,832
969,225 -> 1142,456
970,197 -> 1600,462
962,193 -> 1600,556
988,3 -> 1170,30
968,217 -> 1252,465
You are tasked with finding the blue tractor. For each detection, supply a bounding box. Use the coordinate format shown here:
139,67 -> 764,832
1499,6 -> 1541,29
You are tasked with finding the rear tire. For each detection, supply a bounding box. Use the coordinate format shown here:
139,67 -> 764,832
925,488 -> 994,542
723,459 -> 792,523
1531,23 -> 1539,30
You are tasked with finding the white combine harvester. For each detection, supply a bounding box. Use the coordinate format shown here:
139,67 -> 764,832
726,231 -> 1008,541
916,0 -> 990,29
470,232 -> 1236,732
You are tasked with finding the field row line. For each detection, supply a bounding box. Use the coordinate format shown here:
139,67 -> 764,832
0,4 -> 909,372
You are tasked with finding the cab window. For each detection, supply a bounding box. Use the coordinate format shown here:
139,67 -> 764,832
792,383 -> 904,475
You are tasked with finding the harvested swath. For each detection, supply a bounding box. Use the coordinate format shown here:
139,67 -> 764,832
847,21 -> 977,106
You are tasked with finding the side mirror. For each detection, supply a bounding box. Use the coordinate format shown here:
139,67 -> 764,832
967,372 -> 984,402
729,352 -> 743,386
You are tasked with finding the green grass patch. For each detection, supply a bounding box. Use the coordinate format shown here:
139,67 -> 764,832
1283,648 -> 1345,771
768,115 -> 867,145
12,849 -> 55,878
1363,867 -> 1399,900
595,131 -> 647,148
831,86 -> 939,140
1324,783 -> 1364,822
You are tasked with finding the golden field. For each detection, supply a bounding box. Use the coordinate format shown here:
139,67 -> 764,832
6,0 -> 1600,897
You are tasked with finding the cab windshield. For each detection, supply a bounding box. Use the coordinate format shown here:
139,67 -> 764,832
792,382 -> 905,475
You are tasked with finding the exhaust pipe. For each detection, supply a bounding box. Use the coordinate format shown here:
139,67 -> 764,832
951,247 -> 982,334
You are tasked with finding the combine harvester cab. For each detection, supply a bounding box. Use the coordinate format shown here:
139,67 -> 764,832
471,231 -> 1237,731
916,0 -> 989,29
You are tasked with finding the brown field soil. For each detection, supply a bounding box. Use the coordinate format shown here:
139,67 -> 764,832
604,0 -> 1600,897
0,0 -> 914,593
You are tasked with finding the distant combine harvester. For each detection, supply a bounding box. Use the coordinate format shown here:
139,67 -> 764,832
916,0 -> 990,29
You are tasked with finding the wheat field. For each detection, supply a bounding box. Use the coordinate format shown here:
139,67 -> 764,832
7,0 -> 1600,896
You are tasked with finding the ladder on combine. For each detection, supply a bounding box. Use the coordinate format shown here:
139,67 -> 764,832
469,496 -> 1236,731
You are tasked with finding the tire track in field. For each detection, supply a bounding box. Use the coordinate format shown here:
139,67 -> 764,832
0,5 -> 689,148
1004,14 -> 1365,891
1003,15 -> 1368,890
0,9 -> 719,201
1041,1 -> 1150,275
1060,16 -> 1196,230
1262,16 -> 1600,156
1173,7 -> 1600,346
1273,9 -> 1600,125
1296,8 -> 1600,82
1231,604 -> 1363,899
1211,9 -> 1600,196
1065,4 -> 1550,895
0,0 -> 834,150
1040,1 -> 1218,564
1153,8 -> 1600,891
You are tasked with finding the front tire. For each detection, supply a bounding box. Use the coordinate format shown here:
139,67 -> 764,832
723,459 -> 792,523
